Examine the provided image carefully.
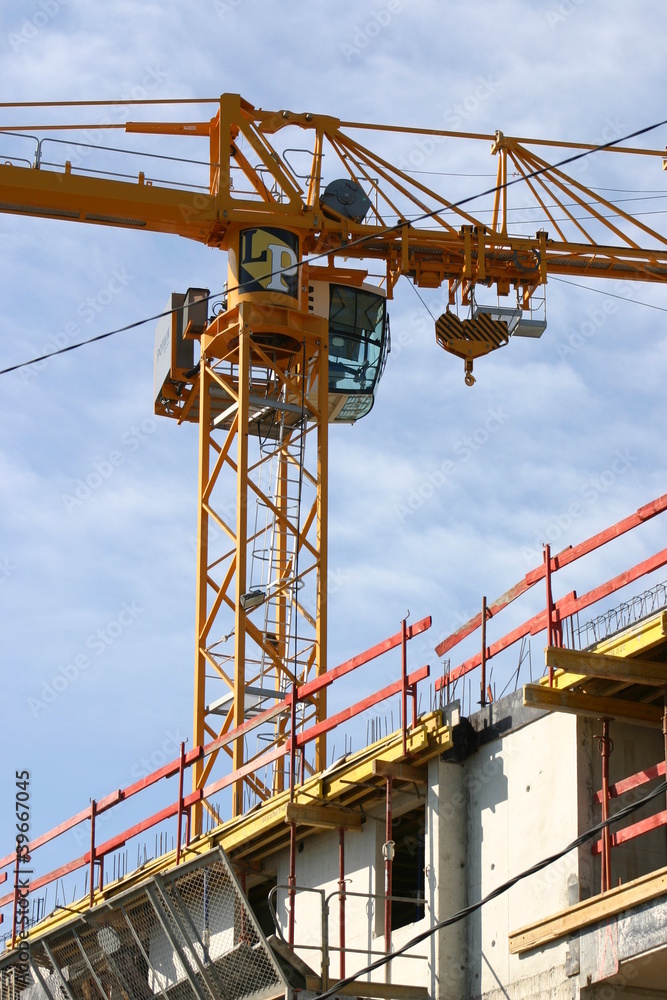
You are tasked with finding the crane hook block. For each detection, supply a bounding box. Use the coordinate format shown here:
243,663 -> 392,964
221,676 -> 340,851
434,310 -> 509,384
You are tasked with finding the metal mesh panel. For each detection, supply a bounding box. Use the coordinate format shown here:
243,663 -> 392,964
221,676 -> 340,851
0,849 -> 286,1000
1,965 -> 40,1000
146,880 -> 213,998
29,944 -> 70,1000
163,855 -> 283,1000
43,931 -> 90,1000
0,947 -> 68,1000
91,907 -> 154,999
114,898 -> 177,999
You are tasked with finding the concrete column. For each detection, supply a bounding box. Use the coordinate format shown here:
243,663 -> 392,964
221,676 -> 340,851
428,755 -> 467,999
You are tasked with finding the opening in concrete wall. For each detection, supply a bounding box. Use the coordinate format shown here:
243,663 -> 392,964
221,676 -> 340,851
248,876 -> 278,939
391,805 -> 426,931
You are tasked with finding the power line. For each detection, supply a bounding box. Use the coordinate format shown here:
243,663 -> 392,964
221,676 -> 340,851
551,276 -> 667,313
0,304 -> 192,375
2,114 -> 667,377
315,777 -> 667,999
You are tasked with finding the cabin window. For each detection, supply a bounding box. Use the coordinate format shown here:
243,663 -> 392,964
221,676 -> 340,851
328,285 -> 387,395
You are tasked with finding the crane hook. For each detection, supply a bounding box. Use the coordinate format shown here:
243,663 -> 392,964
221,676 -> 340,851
464,360 -> 476,387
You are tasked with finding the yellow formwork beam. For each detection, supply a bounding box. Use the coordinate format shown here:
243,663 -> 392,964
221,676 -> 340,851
510,863 -> 667,955
284,803 -> 363,830
543,646 -> 667,687
372,760 -> 428,784
524,683 -> 664,727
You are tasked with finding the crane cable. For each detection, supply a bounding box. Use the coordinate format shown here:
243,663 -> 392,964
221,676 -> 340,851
2,114 -> 667,377
314,776 -> 667,1000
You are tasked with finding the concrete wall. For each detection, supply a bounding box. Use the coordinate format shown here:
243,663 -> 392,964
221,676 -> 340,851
268,696 -> 583,998
458,698 -> 579,999
274,788 -> 431,985
264,690 -> 667,1000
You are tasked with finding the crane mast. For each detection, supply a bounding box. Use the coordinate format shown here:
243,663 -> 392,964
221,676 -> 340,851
2,93 -> 667,825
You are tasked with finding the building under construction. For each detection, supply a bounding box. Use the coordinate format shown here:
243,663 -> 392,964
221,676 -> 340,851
2,96 -> 667,999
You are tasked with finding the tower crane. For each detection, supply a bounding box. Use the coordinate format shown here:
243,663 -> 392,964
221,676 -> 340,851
2,94 -> 667,825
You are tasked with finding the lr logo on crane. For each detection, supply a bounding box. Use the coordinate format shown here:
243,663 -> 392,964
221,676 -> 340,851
238,227 -> 299,298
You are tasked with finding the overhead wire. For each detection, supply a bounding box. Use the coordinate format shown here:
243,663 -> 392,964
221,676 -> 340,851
0,309 -> 181,375
315,777 -> 667,999
2,113 -> 667,377
551,276 -> 667,313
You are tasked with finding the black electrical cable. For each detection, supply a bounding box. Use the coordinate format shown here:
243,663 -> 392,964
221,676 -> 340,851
315,777 -> 667,1000
2,114 -> 667,378
0,305 -> 184,375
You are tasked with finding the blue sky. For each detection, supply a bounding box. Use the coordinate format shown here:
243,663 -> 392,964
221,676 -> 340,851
1,0 -> 667,924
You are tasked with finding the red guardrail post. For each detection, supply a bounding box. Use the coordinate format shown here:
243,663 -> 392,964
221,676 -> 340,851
384,777 -> 393,977
338,828 -> 346,979
288,820 -> 297,949
599,721 -> 612,893
480,596 -> 488,707
401,618 -> 408,756
663,694 -> 667,819
544,545 -> 554,684
89,800 -> 96,907
288,688 -> 297,948
176,741 -> 185,865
